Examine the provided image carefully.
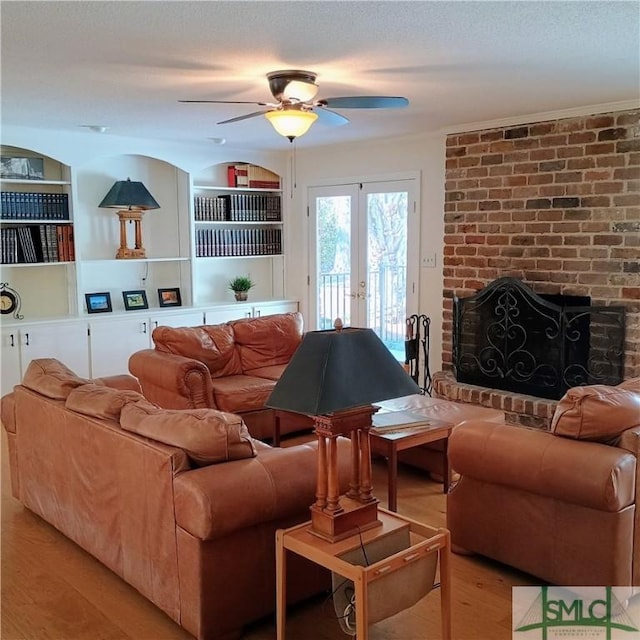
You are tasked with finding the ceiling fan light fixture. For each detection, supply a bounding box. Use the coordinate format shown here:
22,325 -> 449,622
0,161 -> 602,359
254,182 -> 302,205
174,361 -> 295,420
265,109 -> 318,140
282,79 -> 319,102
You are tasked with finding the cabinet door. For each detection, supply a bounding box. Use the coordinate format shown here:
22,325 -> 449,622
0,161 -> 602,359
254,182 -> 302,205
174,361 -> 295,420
1,328 -> 22,395
20,322 -> 90,378
148,311 -> 204,333
204,305 -> 252,325
1,322 -> 90,396
89,317 -> 151,378
252,301 -> 298,318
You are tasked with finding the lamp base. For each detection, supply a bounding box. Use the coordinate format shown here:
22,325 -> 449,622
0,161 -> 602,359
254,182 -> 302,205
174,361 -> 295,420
116,247 -> 146,259
310,497 -> 380,542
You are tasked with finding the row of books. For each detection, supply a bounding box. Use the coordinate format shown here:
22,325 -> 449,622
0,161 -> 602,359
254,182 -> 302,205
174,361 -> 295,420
196,228 -> 282,257
194,194 -> 282,222
1,191 -> 70,220
1,224 -> 75,264
227,164 -> 280,189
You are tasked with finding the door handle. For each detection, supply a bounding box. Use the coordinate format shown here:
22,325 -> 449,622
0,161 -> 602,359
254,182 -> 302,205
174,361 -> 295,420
347,292 -> 357,298
359,281 -> 366,288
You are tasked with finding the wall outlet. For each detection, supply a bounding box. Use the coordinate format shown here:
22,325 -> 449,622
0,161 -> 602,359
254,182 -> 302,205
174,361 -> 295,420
421,253 -> 437,268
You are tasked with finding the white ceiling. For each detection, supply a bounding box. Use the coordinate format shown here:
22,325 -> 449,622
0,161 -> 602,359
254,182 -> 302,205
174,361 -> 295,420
2,1 -> 639,151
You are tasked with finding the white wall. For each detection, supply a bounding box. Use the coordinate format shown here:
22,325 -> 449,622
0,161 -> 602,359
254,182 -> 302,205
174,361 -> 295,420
2,124 -> 447,370
290,132 -> 446,370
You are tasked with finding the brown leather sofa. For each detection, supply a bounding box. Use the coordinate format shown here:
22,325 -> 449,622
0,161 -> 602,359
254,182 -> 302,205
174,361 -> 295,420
1,358 -> 351,640
447,379 -> 640,587
129,312 -> 304,440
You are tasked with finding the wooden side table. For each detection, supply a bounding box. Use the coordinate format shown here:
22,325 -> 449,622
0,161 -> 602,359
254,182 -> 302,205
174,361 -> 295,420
369,417 -> 454,511
276,509 -> 451,640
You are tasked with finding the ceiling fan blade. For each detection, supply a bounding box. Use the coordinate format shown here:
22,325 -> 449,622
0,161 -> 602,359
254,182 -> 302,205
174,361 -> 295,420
314,106 -> 349,126
179,100 -> 270,106
217,110 -> 269,125
319,96 -> 409,109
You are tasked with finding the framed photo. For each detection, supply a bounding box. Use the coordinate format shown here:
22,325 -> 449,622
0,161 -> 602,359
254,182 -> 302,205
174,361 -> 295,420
158,287 -> 182,308
122,290 -> 149,311
1,156 -> 45,180
85,292 -> 112,314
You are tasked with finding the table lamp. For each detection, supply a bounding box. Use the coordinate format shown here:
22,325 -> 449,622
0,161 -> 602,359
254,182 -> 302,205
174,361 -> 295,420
98,178 -> 160,259
266,320 -> 420,542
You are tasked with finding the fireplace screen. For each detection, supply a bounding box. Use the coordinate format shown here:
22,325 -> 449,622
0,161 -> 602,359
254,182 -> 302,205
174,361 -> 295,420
453,277 -> 626,400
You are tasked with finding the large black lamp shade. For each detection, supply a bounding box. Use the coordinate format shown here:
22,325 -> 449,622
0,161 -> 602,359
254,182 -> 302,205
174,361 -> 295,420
98,177 -> 160,259
98,178 -> 160,210
266,327 -> 420,416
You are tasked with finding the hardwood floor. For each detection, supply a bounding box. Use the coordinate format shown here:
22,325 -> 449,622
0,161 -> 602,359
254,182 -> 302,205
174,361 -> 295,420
1,431 -> 541,640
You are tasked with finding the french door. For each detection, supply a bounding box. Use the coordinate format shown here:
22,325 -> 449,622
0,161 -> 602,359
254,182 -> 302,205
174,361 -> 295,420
308,178 -> 419,359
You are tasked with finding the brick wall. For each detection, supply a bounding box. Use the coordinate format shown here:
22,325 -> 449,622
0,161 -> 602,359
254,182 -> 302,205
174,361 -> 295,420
442,108 -> 640,383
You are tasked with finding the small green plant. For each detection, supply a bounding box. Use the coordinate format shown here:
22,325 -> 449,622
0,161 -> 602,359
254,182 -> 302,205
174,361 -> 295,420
228,275 -> 254,292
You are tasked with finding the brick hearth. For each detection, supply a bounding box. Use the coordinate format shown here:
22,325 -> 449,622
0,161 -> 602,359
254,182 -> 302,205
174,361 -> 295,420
438,107 -> 640,426
433,371 -> 557,429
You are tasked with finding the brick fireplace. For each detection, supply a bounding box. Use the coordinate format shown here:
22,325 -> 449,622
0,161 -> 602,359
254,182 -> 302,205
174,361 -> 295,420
435,108 -> 639,428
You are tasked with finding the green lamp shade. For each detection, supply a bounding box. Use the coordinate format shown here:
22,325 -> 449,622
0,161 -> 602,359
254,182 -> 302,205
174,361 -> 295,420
98,177 -> 160,210
266,327 -> 420,416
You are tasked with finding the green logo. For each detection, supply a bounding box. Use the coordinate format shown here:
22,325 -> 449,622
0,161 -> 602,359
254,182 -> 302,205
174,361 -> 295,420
513,586 -> 639,639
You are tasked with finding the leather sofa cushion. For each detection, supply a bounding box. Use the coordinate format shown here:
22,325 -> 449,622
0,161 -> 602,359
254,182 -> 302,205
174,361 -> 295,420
22,358 -> 90,400
152,324 -> 243,378
120,400 -> 256,466
551,384 -> 640,443
210,375 -> 275,413
66,384 -> 145,421
230,312 -> 303,372
243,364 -> 288,381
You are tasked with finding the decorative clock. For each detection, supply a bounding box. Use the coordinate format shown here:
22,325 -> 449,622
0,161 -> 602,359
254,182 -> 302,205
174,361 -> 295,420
0,283 -> 23,319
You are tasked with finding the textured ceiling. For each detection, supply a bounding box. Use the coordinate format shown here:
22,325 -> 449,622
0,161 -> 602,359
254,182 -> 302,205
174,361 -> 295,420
1,1 -> 639,151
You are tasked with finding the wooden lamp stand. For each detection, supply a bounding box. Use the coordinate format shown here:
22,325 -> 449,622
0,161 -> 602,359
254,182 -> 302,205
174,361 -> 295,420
310,405 -> 381,542
116,209 -> 146,259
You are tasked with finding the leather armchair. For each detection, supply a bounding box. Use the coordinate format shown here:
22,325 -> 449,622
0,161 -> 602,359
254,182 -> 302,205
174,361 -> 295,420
447,379 -> 640,586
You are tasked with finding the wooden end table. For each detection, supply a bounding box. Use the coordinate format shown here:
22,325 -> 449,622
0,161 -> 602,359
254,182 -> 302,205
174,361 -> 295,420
369,413 -> 453,511
276,508 -> 451,640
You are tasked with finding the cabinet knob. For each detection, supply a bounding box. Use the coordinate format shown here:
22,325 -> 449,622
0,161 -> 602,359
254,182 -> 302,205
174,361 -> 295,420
142,322 -> 147,334
24,332 -> 30,346
255,310 -> 261,317
246,312 -> 251,318
10,334 -> 15,348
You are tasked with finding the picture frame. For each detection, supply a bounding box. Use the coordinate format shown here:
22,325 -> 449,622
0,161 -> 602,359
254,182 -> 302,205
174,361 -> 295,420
85,292 -> 112,314
122,290 -> 149,311
158,287 -> 182,308
1,156 -> 45,180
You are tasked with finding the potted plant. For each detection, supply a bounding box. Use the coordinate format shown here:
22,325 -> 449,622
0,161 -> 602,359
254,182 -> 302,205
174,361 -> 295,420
228,275 -> 254,301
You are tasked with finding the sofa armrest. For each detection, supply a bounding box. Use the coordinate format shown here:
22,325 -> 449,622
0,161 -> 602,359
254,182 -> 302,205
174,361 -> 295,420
449,420 -> 636,512
173,439 -> 351,540
1,392 -> 16,434
129,349 -> 215,410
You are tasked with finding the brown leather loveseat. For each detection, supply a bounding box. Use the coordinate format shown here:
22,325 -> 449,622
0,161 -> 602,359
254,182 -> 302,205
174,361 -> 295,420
129,312 -> 303,440
447,378 -> 640,587
1,358 -> 351,640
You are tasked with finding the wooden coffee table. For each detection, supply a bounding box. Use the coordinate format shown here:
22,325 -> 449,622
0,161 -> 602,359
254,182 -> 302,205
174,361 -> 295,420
369,411 -> 453,511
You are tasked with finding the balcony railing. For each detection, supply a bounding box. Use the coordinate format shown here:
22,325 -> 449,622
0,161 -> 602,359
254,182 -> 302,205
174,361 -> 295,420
318,266 -> 406,356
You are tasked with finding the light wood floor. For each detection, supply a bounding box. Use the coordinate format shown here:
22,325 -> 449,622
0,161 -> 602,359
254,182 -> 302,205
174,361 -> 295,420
1,431 -> 541,640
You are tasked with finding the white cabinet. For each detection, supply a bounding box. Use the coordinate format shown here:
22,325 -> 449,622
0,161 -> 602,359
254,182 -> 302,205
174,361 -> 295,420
203,300 -> 298,325
1,320 -> 90,395
88,309 -> 206,378
251,300 -> 298,318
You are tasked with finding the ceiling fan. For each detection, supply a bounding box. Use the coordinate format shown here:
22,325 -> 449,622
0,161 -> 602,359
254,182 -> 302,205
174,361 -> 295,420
179,69 -> 409,141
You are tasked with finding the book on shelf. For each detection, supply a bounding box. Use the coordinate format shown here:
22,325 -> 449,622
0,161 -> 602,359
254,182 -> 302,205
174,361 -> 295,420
226,164 -> 280,190
0,191 -> 69,220
1,223 -> 74,265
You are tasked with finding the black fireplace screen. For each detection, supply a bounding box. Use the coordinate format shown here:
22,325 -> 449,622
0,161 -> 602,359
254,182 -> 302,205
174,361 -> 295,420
453,277 -> 626,400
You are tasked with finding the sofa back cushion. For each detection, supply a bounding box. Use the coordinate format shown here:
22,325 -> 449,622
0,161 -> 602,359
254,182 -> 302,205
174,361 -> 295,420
120,400 -> 256,466
231,312 -> 303,373
551,383 -> 640,443
66,383 -> 145,421
152,324 -> 243,378
21,358 -> 91,400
